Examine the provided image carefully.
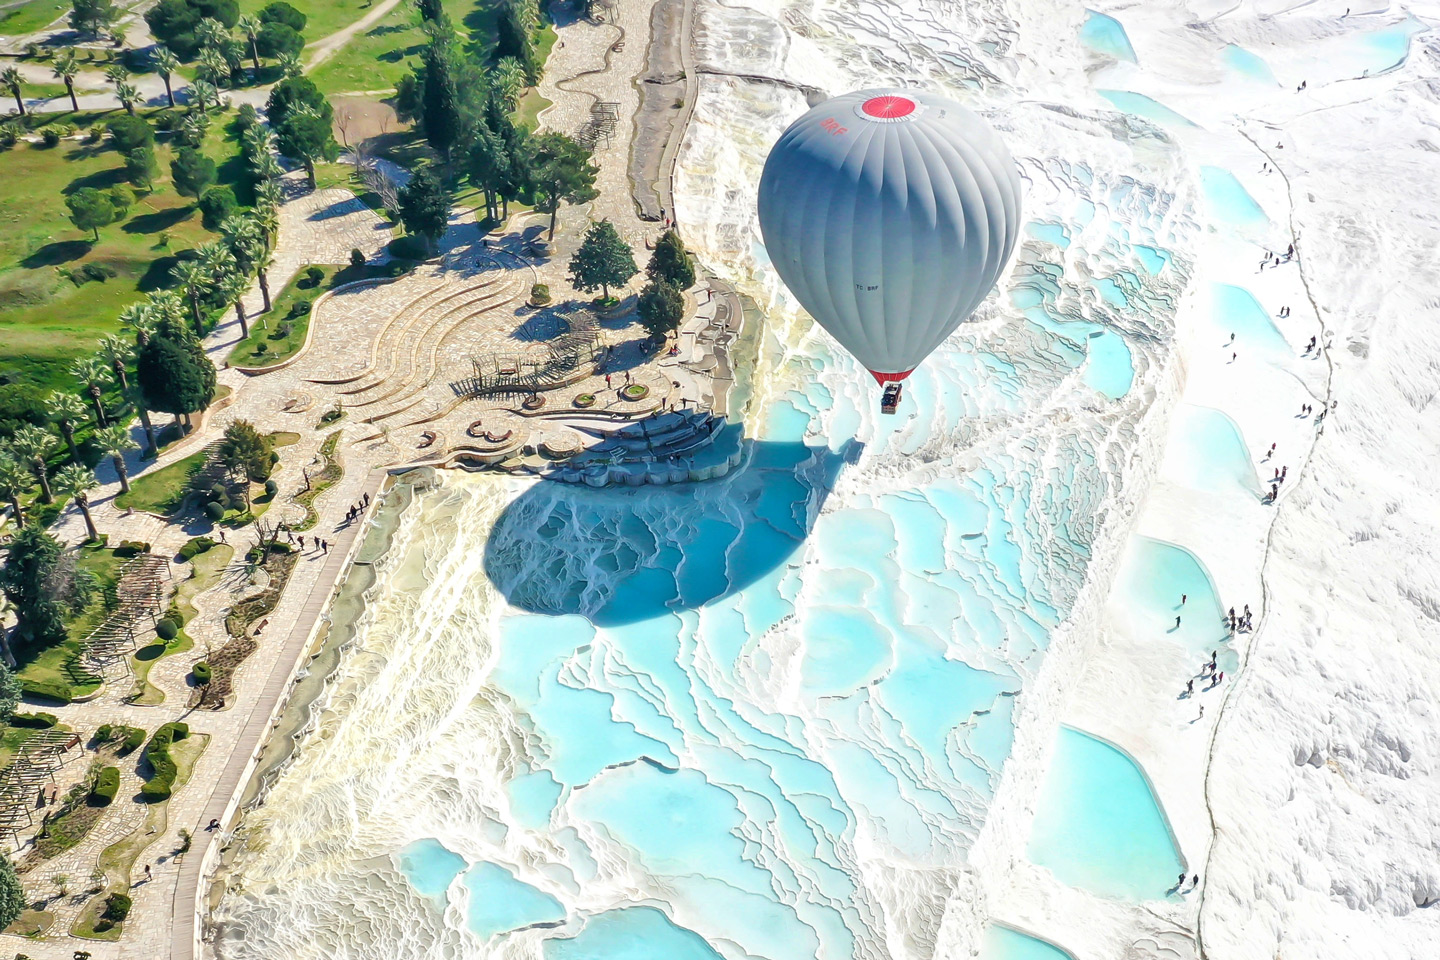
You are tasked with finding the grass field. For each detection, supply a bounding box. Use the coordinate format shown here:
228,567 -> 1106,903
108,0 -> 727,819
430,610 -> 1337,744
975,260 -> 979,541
114,448 -> 207,514
0,0 -> 70,35
238,0 -> 378,44
0,107 -> 248,395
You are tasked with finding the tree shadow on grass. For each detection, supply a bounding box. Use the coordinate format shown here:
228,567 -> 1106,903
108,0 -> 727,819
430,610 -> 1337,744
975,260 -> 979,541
137,255 -> 182,292
21,240 -> 91,268
63,165 -> 128,194
123,206 -> 193,235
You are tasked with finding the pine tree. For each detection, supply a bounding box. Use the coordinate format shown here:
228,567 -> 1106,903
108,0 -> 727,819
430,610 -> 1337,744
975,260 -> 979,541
637,278 -> 685,340
0,525 -> 68,646
568,219 -> 637,301
136,319 -> 217,429
528,132 -> 598,240
646,228 -> 696,290
398,168 -> 451,255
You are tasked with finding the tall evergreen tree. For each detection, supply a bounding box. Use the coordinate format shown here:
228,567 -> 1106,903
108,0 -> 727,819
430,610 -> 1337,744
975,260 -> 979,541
637,277 -> 685,339
136,319 -> 217,429
0,525 -> 68,646
528,132 -> 599,240
568,219 -> 637,301
418,34 -> 465,159
646,228 -> 696,290
398,168 -> 451,255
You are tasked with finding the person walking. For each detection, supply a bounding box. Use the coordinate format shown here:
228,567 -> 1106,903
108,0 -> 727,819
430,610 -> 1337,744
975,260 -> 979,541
1175,615 -> 1182,628
1181,594 -> 1187,605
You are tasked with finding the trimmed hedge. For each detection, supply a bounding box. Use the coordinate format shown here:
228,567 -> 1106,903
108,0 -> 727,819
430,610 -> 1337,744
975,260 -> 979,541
91,766 -> 120,806
204,501 -> 225,521
113,540 -> 150,557
387,235 -> 428,260
10,711 -> 58,728
192,662 -> 212,684
178,536 -> 216,561
155,618 -> 179,641
120,725 -> 146,754
20,678 -> 72,704
140,722 -> 189,802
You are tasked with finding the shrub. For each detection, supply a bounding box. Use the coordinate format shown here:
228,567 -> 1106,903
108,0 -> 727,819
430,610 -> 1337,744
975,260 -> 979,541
81,263 -> 117,283
178,536 -> 216,561
91,767 -> 120,805
119,726 -> 145,754
19,678 -> 72,704
386,235 -> 427,260
350,248 -> 365,268
204,501 -> 225,521
102,892 -> 131,922
264,479 -> 278,496
269,322 -> 291,340
94,918 -> 113,931
192,661 -> 212,684
95,724 -> 113,742
208,482 -> 227,501
198,185 -> 238,231
154,618 -> 179,641
113,539 -> 150,557
303,266 -> 324,287
85,125 -> 103,143
289,300 -> 311,317
139,722 -> 189,802
0,124 -> 17,149
41,127 -> 62,147
10,712 -> 58,728
236,103 -> 259,130
530,282 -> 550,304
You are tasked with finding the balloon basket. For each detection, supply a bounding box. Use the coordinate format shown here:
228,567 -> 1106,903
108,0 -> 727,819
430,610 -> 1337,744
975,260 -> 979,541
880,383 -> 902,415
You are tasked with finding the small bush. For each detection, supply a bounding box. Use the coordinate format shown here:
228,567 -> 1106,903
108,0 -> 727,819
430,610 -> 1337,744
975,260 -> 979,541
198,185 -> 238,231
289,300 -> 311,317
178,536 -> 216,561
154,619 -> 179,641
102,892 -> 132,922
91,767 -> 120,805
10,712 -> 58,728
236,103 -> 259,130
192,662 -> 212,684
350,248 -> 365,268
41,127 -> 62,147
530,283 -> 551,304
209,483 -> 228,501
113,539 -> 150,557
303,266 -> 324,287
81,262 -> 117,283
94,918 -> 114,932
264,479 -> 278,496
386,235 -> 428,260
204,501 -> 225,521
269,321 -> 291,340
86,125 -> 104,143
95,724 -> 113,741
20,678 -> 72,704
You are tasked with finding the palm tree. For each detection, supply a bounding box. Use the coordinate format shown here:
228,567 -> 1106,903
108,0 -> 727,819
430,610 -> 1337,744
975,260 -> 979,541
195,16 -> 229,51
96,334 -> 134,390
197,48 -> 228,87
94,424 -> 138,495
170,259 -> 211,337
154,46 -> 179,109
104,63 -> 129,86
189,79 -> 220,114
118,302 -> 156,347
0,455 -> 29,525
1,66 -> 25,117
115,80 -> 140,115
146,290 -> 188,328
9,425 -> 57,504
238,14 -> 263,73
491,58 -> 526,110
53,464 -> 100,542
278,51 -> 302,78
126,385 -> 159,458
52,49 -> 80,112
219,271 -> 250,339
69,356 -> 110,426
45,392 -> 89,463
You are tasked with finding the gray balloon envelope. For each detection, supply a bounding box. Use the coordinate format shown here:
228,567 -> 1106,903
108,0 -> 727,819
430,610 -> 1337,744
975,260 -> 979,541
757,89 -> 1022,382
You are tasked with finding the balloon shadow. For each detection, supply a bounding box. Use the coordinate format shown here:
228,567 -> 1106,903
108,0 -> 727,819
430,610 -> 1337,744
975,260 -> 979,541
483,438 -> 859,627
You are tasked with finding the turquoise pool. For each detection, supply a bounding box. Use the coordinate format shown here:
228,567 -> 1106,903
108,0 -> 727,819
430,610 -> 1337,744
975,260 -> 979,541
1222,44 -> 1275,84
1113,535 -> 1232,663
982,925 -> 1077,960
1080,10 -> 1136,63
1162,404 -> 1258,496
1200,167 -> 1267,231
396,838 -> 467,899
1098,90 -> 1197,128
1027,727 -> 1184,900
1211,283 -> 1289,357
544,907 -> 725,960
463,862 -> 566,939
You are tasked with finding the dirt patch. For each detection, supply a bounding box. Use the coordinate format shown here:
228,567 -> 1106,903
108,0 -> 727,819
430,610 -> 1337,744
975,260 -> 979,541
333,96 -> 403,149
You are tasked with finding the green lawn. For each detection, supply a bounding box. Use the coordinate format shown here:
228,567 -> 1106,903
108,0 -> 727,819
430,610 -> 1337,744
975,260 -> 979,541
114,449 -> 207,514
228,262 -> 394,366
0,107 -> 247,395
239,0 -> 378,46
0,0 -> 71,35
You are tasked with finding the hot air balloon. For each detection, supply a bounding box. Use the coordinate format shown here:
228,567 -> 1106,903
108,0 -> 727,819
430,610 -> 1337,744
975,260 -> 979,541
756,89 -> 1022,413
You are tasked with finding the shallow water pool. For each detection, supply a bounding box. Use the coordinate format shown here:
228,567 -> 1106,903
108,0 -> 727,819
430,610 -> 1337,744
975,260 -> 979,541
1080,10 -> 1136,63
1222,44 -> 1276,84
1200,167 -> 1267,231
1098,90 -> 1196,128
1210,283 -> 1289,357
396,838 -> 467,899
1112,535 -> 1233,664
1160,404 -> 1257,496
544,907 -> 724,960
1027,727 -> 1184,900
463,862 -> 566,939
1084,330 -> 1134,400
982,925 -> 1077,960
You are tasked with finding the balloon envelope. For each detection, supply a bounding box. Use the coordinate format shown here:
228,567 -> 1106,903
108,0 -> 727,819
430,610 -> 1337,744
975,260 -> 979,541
757,89 -> 1022,382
